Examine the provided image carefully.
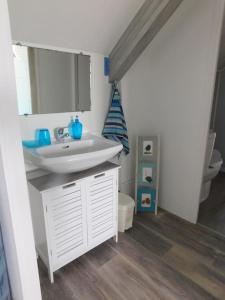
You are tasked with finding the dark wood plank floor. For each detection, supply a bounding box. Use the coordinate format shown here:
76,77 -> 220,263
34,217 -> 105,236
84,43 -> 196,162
39,210 -> 225,300
198,172 -> 225,236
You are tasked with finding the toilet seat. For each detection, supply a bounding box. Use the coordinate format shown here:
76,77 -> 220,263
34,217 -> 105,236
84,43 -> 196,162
210,149 -> 222,165
201,149 -> 223,202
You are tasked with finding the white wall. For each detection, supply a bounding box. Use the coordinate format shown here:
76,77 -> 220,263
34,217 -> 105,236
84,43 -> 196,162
7,0 -> 144,54
212,70 -> 225,171
120,0 -> 224,223
0,0 -> 42,298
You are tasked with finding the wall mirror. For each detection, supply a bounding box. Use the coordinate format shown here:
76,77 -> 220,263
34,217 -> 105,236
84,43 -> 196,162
13,44 -> 91,115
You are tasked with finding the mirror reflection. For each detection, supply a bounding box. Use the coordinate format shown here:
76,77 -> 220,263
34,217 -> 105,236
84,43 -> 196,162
13,45 -> 91,115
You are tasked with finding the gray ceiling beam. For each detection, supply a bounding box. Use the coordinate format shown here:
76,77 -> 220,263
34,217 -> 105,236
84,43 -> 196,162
109,0 -> 184,82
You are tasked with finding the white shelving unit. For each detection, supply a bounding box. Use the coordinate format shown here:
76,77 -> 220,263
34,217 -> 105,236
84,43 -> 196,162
28,162 -> 119,283
135,135 -> 160,214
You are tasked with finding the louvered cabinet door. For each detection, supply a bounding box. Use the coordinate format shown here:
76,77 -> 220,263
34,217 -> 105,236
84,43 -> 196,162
86,170 -> 118,248
43,181 -> 87,272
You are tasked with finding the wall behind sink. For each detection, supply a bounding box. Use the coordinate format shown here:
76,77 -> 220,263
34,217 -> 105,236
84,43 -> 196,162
19,51 -> 111,140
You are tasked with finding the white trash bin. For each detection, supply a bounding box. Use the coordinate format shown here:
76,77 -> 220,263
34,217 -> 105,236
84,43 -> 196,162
118,192 -> 135,232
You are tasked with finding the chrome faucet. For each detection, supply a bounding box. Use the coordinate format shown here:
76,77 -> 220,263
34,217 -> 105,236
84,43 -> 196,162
54,127 -> 70,142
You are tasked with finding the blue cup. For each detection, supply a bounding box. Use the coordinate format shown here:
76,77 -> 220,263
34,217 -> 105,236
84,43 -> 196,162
35,129 -> 51,146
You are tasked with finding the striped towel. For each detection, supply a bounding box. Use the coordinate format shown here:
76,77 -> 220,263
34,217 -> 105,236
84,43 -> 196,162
102,83 -> 129,155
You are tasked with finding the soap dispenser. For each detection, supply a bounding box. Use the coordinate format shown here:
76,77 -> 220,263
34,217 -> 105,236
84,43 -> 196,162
73,115 -> 83,139
68,116 -> 74,138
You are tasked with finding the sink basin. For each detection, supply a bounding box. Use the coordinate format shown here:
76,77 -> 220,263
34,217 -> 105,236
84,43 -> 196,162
23,134 -> 123,173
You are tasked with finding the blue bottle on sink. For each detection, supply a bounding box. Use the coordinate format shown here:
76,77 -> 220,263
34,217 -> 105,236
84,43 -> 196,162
68,116 -> 75,138
73,115 -> 83,139
69,116 -> 83,139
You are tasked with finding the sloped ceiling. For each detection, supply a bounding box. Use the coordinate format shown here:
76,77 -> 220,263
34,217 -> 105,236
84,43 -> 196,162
7,0 -> 144,54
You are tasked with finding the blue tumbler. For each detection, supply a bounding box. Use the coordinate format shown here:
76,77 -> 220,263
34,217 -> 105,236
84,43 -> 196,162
35,128 -> 51,146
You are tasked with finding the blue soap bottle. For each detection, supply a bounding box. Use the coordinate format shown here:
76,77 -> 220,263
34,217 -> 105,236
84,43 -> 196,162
73,116 -> 83,139
68,116 -> 74,138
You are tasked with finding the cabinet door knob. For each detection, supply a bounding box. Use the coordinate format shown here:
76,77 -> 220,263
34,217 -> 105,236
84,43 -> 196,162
94,173 -> 105,179
62,182 -> 76,189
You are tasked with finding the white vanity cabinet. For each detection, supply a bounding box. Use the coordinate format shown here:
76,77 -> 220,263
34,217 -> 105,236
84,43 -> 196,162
43,181 -> 87,280
28,162 -> 119,283
86,171 -> 118,247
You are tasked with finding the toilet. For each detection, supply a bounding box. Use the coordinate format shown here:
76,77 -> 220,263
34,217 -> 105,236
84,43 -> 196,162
200,132 -> 223,202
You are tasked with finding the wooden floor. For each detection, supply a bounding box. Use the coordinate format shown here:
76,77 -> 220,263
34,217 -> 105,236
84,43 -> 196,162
39,210 -> 225,300
198,172 -> 225,236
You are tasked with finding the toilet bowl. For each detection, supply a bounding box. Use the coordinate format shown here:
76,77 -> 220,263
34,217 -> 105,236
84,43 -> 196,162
200,149 -> 223,202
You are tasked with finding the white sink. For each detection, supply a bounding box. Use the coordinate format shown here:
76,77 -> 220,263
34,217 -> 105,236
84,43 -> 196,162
23,134 -> 123,173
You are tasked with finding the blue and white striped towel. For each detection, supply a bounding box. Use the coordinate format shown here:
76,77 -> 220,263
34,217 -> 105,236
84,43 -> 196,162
102,84 -> 129,155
